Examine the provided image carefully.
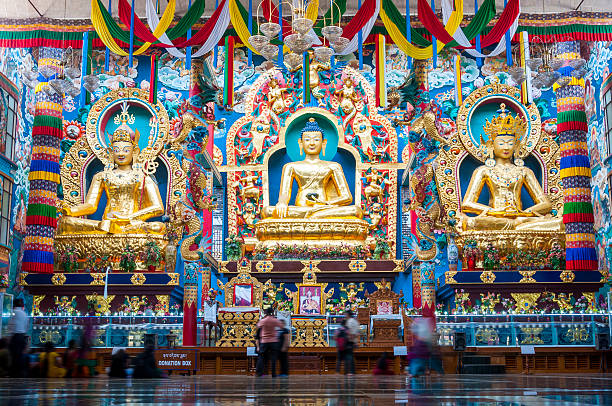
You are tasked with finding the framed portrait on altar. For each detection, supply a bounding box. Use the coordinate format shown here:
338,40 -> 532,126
298,285 -> 322,315
376,300 -> 393,315
233,284 -> 253,307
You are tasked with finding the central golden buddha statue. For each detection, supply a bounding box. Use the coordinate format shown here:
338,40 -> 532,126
57,107 -> 165,235
262,118 -> 362,219
460,104 -> 563,231
256,117 -> 368,248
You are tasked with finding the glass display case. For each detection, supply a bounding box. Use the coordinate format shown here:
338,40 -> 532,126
0,292 -> 13,338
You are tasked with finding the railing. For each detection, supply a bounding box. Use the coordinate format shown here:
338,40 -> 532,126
30,316 -> 220,348
434,313 -> 611,347
29,313 -> 611,348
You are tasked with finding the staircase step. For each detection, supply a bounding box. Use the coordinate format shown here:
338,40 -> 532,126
461,364 -> 505,374
462,355 -> 491,365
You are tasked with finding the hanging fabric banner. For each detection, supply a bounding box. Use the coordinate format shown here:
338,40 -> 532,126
91,0 -> 129,56
338,0 -> 380,55
518,31 -> 532,104
379,0 -> 462,59
149,54 -> 158,103
229,0 -> 259,53
145,0 -> 230,58
223,37 -> 234,106
303,53 -> 310,104
441,0 -> 519,58
453,54 -> 462,105
375,34 -> 386,107
417,0 -> 457,44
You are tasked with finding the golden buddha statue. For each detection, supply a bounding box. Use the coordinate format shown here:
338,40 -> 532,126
57,105 -> 165,235
262,118 -> 362,220
460,104 -> 563,232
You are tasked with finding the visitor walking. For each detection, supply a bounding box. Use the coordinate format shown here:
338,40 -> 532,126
63,339 -> 78,378
255,307 -> 282,377
277,319 -> 290,377
8,298 -> 29,378
406,318 -> 433,377
0,338 -> 10,377
133,345 -> 164,378
343,310 -> 359,375
334,320 -> 349,374
109,348 -> 130,378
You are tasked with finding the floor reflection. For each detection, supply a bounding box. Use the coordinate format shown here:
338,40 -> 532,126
0,374 -> 612,405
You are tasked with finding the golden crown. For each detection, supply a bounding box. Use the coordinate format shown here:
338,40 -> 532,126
109,101 -> 138,145
482,103 -> 527,140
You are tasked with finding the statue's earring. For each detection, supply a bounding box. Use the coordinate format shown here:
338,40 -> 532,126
485,148 -> 495,167
513,149 -> 524,167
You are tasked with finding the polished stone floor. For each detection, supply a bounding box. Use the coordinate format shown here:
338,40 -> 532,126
0,375 -> 611,405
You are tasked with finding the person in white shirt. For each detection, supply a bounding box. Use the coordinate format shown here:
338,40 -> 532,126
344,310 -> 360,375
8,298 -> 29,377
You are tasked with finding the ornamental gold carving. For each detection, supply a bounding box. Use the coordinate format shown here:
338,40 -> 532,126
348,260 -> 367,272
130,273 -> 146,285
255,261 -> 273,273
519,270 -> 537,283
86,294 -> 115,315
90,273 -> 106,285
511,293 -> 541,313
480,271 -> 496,284
167,273 -> 179,285
51,273 -> 66,286
216,311 -> 259,347
561,270 -> 576,283
445,270 -> 458,284
292,318 -> 328,347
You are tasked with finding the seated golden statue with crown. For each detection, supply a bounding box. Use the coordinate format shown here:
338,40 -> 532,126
460,104 -> 563,232
255,115 -> 368,249
435,83 -> 564,254
54,88 -> 185,266
58,103 -> 165,235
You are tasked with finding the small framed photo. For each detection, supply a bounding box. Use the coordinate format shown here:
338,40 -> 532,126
298,285 -> 322,315
377,300 -> 393,315
234,284 -> 253,307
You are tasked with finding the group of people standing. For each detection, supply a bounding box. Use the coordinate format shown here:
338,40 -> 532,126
255,307 -> 290,377
254,308 -> 362,377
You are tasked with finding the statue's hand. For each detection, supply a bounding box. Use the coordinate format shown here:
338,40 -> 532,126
59,201 -> 71,216
274,202 -> 288,218
476,208 -> 490,218
107,211 -> 129,220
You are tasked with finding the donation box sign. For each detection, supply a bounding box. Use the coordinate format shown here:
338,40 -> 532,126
155,349 -> 198,370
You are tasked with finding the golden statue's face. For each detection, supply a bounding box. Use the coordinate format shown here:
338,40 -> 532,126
299,131 -> 326,156
112,141 -> 134,165
492,134 -> 516,160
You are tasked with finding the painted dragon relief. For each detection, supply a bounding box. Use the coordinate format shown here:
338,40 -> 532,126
225,65 -> 399,256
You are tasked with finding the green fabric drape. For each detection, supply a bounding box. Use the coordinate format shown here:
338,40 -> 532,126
314,0 -> 347,29
166,0 -> 206,40
381,0 -> 430,47
446,0 -> 495,48
96,0 -> 143,45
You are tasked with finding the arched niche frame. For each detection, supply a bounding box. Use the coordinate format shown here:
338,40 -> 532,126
260,107 -> 363,208
61,88 -> 185,215
436,83 -> 562,219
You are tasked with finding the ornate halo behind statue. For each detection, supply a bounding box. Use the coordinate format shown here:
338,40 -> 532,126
85,88 -> 170,170
456,83 -> 541,163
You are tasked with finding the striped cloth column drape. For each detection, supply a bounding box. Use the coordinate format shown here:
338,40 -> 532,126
554,41 -> 598,271
22,49 -> 63,274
